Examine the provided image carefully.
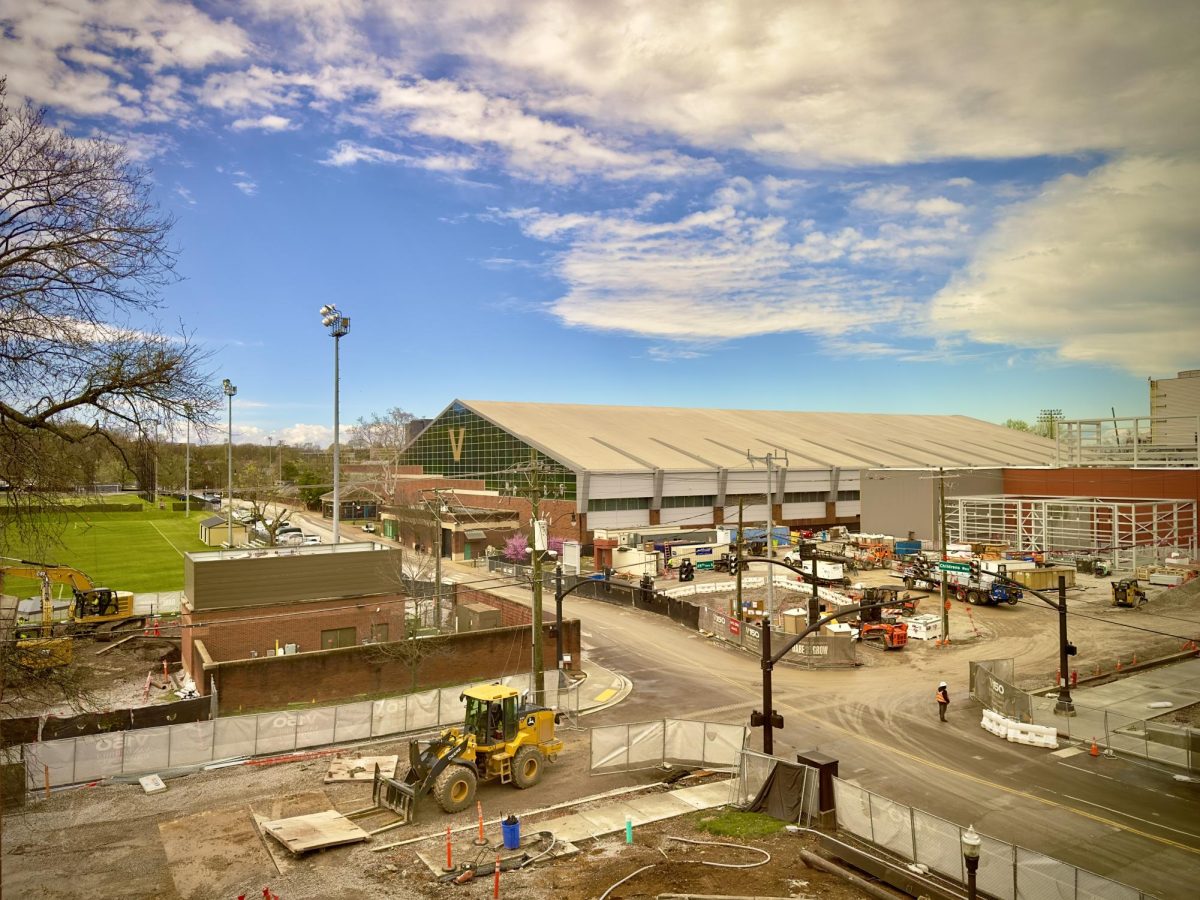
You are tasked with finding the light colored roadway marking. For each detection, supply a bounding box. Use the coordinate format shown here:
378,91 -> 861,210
777,697 -> 1200,855
149,522 -> 185,558
1060,794 -> 1200,839
593,689 -> 617,703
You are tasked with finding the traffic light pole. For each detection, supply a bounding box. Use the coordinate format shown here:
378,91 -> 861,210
985,568 -> 1076,716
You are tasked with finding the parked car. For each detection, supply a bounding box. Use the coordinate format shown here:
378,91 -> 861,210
360,522 -> 376,533
301,534 -> 322,545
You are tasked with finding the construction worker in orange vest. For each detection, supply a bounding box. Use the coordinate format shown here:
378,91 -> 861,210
936,681 -> 950,722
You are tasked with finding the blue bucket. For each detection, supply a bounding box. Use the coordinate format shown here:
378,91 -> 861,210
501,815 -> 520,850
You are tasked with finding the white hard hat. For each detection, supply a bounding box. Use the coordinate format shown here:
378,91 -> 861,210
938,681 -> 947,688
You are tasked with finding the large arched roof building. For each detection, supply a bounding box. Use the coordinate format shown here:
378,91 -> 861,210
397,399 -> 1057,537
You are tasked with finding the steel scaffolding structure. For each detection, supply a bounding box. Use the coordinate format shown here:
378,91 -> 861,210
1056,415 -> 1200,467
946,495 -> 1198,572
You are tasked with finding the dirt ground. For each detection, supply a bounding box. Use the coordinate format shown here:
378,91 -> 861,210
0,728 -> 872,900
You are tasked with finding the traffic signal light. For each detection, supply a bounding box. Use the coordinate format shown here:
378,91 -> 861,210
729,557 -> 740,576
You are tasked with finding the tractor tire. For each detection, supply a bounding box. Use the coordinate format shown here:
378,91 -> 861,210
967,590 -> 982,605
511,746 -> 545,790
956,586 -> 968,602
1007,595 -> 1019,606
433,764 -> 477,813
904,577 -> 914,590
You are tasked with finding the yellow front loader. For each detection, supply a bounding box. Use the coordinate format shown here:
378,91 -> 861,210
400,684 -> 564,816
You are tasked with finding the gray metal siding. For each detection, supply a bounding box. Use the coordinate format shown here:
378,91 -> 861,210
186,548 -> 403,610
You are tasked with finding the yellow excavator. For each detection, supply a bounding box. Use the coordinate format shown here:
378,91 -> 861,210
398,684 -> 564,818
1,559 -> 144,666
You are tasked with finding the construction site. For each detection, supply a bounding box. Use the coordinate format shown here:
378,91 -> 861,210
3,514 -> 1199,899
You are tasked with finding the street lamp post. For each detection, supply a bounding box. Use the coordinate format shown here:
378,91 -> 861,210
961,824 -> 981,900
320,305 -> 350,544
222,379 -> 237,546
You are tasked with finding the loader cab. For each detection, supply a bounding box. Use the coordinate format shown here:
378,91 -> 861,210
461,685 -> 519,745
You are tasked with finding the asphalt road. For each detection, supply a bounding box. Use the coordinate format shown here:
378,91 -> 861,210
469,568 -> 1200,900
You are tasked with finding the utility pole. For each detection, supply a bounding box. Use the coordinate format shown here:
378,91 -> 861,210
735,500 -> 745,618
518,451 -> 547,706
806,542 -> 820,629
747,449 -> 787,621
938,466 -> 950,646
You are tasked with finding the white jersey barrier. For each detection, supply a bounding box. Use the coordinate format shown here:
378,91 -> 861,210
981,709 -> 1058,748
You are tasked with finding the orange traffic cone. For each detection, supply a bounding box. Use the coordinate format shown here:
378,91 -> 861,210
1089,738 -> 1100,758
1131,652 -> 1137,666
1115,659 -> 1123,672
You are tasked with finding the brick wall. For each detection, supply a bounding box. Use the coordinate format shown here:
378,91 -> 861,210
183,593 -> 410,674
456,587 -> 533,627
206,619 -> 581,713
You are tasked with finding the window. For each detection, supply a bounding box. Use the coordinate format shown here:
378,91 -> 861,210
783,491 -> 827,503
320,627 -> 357,650
397,402 -> 576,499
660,495 -> 716,508
370,622 -> 389,643
587,497 -> 651,512
837,490 -> 860,501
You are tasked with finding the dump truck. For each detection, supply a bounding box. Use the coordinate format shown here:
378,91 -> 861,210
397,684 -> 563,819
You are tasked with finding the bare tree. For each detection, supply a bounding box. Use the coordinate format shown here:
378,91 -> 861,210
348,406 -> 415,451
365,547 -> 451,691
0,81 -> 215,546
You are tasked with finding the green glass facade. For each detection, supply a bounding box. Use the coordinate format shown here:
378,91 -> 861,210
399,402 -> 576,499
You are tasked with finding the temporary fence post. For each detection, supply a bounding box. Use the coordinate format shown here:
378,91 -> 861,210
293,710 -> 300,752
910,806 -> 918,862
43,764 -> 50,800
867,791 -> 877,845
71,737 -> 78,784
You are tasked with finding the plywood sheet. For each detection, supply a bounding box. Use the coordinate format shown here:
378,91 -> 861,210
324,755 -> 398,782
261,809 -> 369,855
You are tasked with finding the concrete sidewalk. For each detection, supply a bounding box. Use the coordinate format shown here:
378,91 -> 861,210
1032,656 -> 1200,769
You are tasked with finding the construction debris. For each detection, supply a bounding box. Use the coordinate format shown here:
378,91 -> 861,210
323,755 -> 398,782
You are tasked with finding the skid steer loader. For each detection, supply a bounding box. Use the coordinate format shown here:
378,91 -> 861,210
395,684 -> 564,820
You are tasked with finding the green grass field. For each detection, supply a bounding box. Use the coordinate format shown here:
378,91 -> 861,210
2,497 -> 213,595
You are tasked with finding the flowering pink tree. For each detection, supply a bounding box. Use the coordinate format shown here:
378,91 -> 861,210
503,532 -> 529,561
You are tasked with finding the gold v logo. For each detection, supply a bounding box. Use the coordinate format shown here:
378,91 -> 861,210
448,427 -> 466,462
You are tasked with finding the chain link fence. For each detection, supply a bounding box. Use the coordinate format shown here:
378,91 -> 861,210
589,719 -> 748,775
22,670 -> 578,789
699,607 -> 857,667
970,658 -> 1198,772
727,749 -> 820,827
833,777 -> 1158,900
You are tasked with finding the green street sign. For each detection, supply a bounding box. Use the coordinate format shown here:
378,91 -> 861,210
939,561 -> 972,573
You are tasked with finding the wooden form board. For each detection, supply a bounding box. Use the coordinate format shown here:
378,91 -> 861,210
261,810 -> 369,855
324,755 -> 398,782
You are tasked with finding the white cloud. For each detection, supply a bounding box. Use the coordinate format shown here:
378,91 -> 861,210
443,1 -> 1198,166
231,114 -> 293,131
174,185 -> 196,206
507,185 -> 923,343
930,156 -> 1200,374
0,0 -> 249,119
853,185 -> 966,218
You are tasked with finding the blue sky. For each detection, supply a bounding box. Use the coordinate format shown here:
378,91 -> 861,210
4,1 -> 1197,446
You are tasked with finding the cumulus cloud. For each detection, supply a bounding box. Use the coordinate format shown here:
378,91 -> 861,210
930,156 -> 1200,374
231,114 -> 293,131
